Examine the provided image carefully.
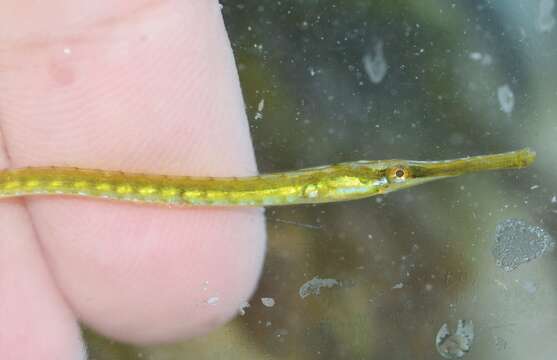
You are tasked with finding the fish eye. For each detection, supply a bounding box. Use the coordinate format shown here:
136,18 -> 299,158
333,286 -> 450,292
387,166 -> 410,183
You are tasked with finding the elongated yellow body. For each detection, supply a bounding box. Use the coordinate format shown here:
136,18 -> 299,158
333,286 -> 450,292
0,148 -> 535,206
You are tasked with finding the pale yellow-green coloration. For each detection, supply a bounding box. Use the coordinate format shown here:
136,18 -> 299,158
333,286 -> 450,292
0,148 -> 535,207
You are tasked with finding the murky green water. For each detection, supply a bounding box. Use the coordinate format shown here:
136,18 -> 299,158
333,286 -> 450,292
86,1 -> 557,359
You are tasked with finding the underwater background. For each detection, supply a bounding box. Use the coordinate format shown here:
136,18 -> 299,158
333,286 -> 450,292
86,1 -> 557,359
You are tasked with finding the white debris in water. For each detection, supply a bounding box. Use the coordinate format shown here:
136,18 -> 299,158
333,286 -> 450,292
392,282 -> 404,289
551,195 -> 557,203
254,99 -> 265,120
362,41 -> 388,84
435,320 -> 475,359
537,0 -> 556,33
299,276 -> 339,299
469,52 -> 481,60
468,52 -> 493,66
275,328 -> 288,338
482,54 -> 493,66
521,280 -> 538,294
261,297 -> 275,307
207,296 -> 219,305
492,219 -> 555,271
497,85 -> 515,114
530,184 -> 540,190
239,301 -> 250,316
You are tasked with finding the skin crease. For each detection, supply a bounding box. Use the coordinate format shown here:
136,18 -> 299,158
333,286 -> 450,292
0,0 -> 266,358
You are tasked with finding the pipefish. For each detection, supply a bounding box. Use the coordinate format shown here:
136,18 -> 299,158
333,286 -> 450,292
0,148 -> 535,207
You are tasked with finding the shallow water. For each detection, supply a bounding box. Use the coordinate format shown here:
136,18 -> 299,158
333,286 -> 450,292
87,1 -> 557,359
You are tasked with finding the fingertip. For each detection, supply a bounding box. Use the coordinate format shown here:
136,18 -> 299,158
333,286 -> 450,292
0,0 -> 266,345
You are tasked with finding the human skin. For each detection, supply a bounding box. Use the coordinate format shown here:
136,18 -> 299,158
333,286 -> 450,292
0,1 -> 266,358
